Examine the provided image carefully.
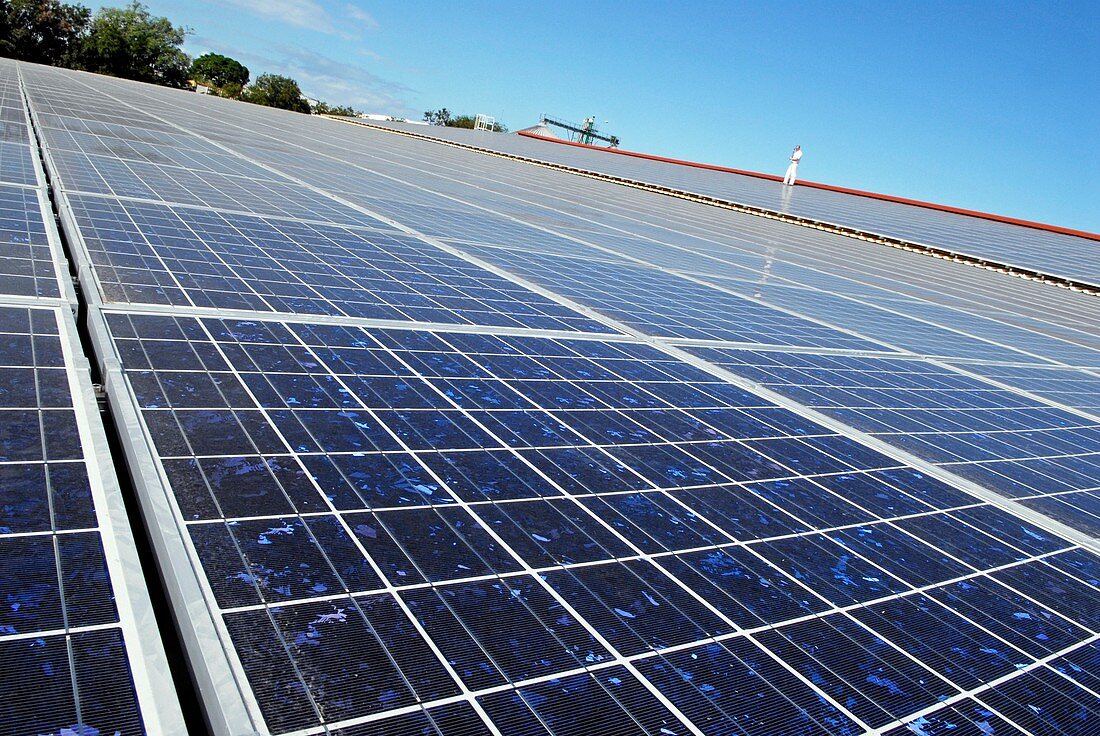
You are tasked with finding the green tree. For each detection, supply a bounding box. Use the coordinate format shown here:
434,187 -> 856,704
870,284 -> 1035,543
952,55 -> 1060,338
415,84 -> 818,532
218,80 -> 243,100
448,114 -> 476,129
313,100 -> 357,116
243,73 -> 310,113
422,107 -> 450,126
424,108 -> 506,132
0,0 -> 90,66
447,114 -> 507,132
78,2 -> 190,87
190,52 -> 248,88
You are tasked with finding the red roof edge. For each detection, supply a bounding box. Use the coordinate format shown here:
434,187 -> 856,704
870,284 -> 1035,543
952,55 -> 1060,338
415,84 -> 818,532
516,131 -> 1100,242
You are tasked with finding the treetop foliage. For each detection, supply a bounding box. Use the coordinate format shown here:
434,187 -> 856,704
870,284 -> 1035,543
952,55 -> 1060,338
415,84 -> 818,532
423,107 -> 452,126
78,2 -> 190,87
312,100 -> 358,116
242,73 -> 311,114
423,107 -> 507,132
191,51 -> 248,88
0,0 -> 90,65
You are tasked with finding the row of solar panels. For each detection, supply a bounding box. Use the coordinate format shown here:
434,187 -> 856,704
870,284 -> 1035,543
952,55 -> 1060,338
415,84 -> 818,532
3,58 -> 1098,736
365,118 -> 1100,288
0,62 -> 183,735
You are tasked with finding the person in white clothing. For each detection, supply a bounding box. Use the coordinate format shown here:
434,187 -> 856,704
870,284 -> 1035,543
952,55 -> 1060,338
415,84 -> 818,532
783,145 -> 802,186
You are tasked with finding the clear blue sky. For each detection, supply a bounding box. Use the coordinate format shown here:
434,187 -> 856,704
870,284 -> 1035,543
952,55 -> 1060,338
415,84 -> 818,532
101,1 -> 1099,232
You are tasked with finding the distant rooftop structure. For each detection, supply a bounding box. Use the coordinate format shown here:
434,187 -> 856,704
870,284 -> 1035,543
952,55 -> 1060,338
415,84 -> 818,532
358,112 -> 429,125
516,119 -> 560,139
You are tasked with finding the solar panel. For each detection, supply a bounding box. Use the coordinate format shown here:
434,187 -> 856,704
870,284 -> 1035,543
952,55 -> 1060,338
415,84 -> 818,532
9,58 -> 1099,736
0,185 -> 70,300
364,119 -> 1100,288
62,195 -> 612,332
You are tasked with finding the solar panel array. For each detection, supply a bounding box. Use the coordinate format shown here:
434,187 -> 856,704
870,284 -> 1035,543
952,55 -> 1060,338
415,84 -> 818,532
366,119 -> 1100,288
6,58 -> 1099,736
0,62 -> 183,735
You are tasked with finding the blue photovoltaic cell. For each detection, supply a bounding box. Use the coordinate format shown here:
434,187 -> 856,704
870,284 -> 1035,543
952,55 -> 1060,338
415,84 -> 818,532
477,665 -> 688,736
402,575 -> 610,687
754,613 -> 958,728
850,594 -> 1031,689
1050,640 -> 1100,693
635,637 -> 862,736
330,701 -> 494,735
927,575 -> 1090,658
882,699 -> 1027,736
979,666 -> 1099,734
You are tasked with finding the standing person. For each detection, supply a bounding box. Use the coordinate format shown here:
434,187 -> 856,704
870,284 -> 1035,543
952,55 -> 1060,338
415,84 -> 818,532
783,145 -> 802,186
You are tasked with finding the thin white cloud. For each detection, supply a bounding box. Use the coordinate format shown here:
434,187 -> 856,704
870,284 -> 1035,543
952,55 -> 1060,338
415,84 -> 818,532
221,0 -> 347,37
356,48 -> 385,62
203,40 -> 417,116
344,4 -> 379,29
278,46 -> 413,113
